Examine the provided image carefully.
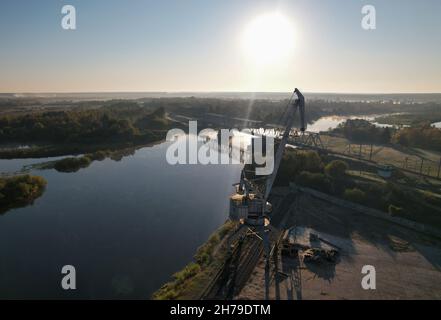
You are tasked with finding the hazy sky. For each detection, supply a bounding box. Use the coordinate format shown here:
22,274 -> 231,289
0,0 -> 440,93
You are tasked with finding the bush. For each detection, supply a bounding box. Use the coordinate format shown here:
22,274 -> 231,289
359,182 -> 387,209
173,263 -> 201,286
325,160 -> 348,179
384,182 -> 415,205
388,204 -> 403,217
276,150 -> 324,186
295,171 -> 332,193
343,188 -> 367,204
218,221 -> 235,239
194,233 -> 220,266
156,288 -> 179,300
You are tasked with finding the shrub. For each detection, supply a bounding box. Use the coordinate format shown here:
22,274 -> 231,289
173,263 -> 201,285
156,288 -> 179,300
295,171 -> 332,193
343,188 -> 367,204
388,204 -> 403,217
325,160 -> 348,179
276,150 -> 324,186
218,221 -> 235,239
360,182 -> 387,209
384,182 -> 415,205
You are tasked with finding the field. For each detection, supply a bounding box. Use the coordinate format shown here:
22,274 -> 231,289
320,134 -> 441,179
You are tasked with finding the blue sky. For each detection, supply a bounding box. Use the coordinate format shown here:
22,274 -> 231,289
0,0 -> 440,93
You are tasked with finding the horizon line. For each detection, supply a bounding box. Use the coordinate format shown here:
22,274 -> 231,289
2,90 -> 441,95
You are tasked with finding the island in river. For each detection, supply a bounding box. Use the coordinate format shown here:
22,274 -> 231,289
0,174 -> 47,214
0,102 -> 174,213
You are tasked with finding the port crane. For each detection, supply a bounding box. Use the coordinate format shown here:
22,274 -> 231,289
229,88 -> 306,227
208,89 -> 306,299
230,88 -> 306,227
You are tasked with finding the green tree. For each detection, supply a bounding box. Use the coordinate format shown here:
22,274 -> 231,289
324,160 -> 348,179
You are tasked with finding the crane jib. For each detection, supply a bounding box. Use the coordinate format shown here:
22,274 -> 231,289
264,89 -> 305,200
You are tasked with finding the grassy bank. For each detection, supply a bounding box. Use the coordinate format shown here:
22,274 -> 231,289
34,146 -> 148,173
152,220 -> 237,300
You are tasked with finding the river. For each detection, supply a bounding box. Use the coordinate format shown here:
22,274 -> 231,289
307,115 -> 397,133
0,136 -> 242,299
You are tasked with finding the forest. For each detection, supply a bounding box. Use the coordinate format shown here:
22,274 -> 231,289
332,119 -> 392,144
152,97 -> 441,126
0,103 -> 169,144
2,96 -> 441,156
331,119 -> 441,152
392,124 -> 441,152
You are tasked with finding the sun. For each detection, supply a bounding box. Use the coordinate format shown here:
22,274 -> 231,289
242,12 -> 296,66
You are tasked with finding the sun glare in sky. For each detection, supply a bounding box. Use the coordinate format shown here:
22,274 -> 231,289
242,12 -> 296,67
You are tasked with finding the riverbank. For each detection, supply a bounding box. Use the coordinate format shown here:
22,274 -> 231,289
152,220 -> 237,300
23,142 -> 163,173
0,130 -> 165,159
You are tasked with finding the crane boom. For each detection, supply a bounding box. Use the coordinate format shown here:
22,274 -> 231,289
264,88 -> 305,200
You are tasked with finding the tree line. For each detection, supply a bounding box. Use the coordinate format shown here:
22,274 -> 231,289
0,102 -> 169,145
332,119 -> 441,152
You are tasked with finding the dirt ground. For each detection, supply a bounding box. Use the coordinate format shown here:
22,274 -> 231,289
236,189 -> 441,300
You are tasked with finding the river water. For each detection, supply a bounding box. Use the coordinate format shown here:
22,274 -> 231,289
307,115 -> 396,133
0,137 -> 242,299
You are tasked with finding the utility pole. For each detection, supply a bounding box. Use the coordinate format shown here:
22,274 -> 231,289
403,157 -> 408,169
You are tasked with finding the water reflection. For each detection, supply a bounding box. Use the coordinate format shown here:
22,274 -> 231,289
307,114 -> 400,133
0,137 -> 242,299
